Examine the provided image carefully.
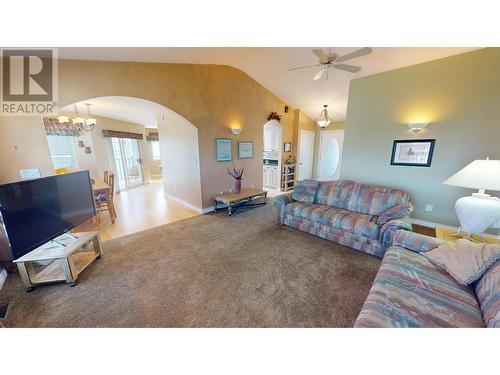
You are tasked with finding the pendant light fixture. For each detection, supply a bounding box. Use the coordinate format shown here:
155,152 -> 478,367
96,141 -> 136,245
316,104 -> 332,128
57,103 -> 97,132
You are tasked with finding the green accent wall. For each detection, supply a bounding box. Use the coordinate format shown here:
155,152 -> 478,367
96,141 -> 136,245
341,48 -> 500,226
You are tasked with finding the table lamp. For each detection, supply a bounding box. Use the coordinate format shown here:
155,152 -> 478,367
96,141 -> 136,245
443,158 -> 500,234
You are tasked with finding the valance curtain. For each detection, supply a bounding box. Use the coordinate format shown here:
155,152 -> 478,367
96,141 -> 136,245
146,132 -> 159,142
102,130 -> 143,140
43,117 -> 81,137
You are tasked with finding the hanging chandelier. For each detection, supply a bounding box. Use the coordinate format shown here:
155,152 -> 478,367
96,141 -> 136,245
57,103 -> 97,132
316,104 -> 332,128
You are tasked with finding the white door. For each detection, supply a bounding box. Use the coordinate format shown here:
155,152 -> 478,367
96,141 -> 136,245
273,129 -> 281,152
297,130 -> 315,181
110,137 -> 144,191
317,130 -> 344,181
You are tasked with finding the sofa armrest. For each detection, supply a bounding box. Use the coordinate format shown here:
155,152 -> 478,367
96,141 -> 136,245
378,217 -> 412,248
377,203 -> 413,226
274,193 -> 294,224
392,229 -> 443,252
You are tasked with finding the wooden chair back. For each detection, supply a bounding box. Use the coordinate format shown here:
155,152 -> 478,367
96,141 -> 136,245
106,171 -> 115,199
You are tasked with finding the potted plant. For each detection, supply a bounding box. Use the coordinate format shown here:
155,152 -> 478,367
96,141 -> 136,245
226,165 -> 244,194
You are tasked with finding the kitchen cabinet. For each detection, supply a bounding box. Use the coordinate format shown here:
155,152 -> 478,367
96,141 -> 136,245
263,122 -> 281,152
263,165 -> 279,188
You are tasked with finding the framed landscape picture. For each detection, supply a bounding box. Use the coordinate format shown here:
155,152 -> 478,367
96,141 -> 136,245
238,141 -> 253,159
216,138 -> 232,161
390,139 -> 436,167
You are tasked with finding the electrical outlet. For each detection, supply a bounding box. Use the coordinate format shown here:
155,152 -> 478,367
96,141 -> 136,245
425,204 -> 434,212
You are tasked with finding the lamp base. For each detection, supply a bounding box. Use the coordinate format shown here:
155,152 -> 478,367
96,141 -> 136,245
455,194 -> 500,235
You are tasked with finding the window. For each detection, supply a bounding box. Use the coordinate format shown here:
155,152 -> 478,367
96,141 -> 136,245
152,140 -> 161,160
46,135 -> 78,169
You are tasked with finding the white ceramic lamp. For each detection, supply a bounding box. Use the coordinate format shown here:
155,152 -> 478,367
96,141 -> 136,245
443,159 -> 500,234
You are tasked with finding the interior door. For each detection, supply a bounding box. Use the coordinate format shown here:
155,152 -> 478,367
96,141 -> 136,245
297,130 -> 315,181
317,130 -> 344,181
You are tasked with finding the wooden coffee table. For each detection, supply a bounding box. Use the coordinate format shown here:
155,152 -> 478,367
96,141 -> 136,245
214,188 -> 268,216
14,232 -> 102,292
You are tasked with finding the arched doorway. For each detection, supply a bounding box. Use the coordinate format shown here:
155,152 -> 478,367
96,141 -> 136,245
56,96 -> 203,239
262,119 -> 282,192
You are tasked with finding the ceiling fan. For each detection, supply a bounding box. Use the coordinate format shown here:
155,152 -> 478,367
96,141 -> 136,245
289,47 -> 372,80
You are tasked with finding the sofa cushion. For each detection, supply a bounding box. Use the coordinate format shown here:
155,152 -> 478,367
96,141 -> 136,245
284,202 -> 332,223
315,180 -> 410,215
324,208 -> 380,240
354,246 -> 484,328
292,179 -> 320,203
474,260 -> 500,328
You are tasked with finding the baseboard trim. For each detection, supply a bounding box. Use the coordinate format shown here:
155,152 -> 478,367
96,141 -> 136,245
164,193 -> 203,214
410,218 -> 500,239
0,267 -> 7,292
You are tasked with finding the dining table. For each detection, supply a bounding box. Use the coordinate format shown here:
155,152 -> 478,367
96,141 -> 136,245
92,178 -> 117,223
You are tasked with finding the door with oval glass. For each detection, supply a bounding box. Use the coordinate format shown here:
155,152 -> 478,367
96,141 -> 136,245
317,130 -> 344,181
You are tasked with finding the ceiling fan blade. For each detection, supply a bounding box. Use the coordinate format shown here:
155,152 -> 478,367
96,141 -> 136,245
313,68 -> 325,80
312,48 -> 328,62
289,64 -> 322,71
336,47 -> 372,63
334,64 -> 361,73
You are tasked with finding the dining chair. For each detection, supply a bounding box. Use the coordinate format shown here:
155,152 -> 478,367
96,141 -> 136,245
95,171 -> 116,223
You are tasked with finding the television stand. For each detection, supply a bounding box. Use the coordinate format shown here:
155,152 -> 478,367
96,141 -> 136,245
13,232 -> 102,292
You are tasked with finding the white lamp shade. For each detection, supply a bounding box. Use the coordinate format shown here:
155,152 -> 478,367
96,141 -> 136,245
443,159 -> 500,192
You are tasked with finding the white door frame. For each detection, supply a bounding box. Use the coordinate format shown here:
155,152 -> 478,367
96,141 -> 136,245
297,130 -> 315,181
317,129 -> 344,181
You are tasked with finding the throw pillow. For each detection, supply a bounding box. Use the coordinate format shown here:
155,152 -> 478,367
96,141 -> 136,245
292,179 -> 320,203
377,203 -> 413,226
423,238 -> 500,285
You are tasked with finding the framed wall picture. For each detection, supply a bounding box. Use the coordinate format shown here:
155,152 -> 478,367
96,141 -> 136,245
284,142 -> 292,153
238,141 -> 253,159
216,138 -> 232,161
390,139 -> 436,167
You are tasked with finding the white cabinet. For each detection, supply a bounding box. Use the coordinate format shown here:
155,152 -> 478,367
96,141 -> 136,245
263,122 -> 281,152
264,165 -> 279,188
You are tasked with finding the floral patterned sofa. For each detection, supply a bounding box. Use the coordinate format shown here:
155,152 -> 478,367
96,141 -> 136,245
274,180 -> 413,258
355,230 -> 500,327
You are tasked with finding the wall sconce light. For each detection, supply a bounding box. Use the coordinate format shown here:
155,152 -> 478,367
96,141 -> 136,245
408,122 -> 429,132
231,127 -> 242,135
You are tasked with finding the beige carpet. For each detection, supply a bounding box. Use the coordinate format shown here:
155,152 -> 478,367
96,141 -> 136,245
0,200 -> 381,327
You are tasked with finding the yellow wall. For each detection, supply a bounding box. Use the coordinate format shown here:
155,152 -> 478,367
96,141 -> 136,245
341,48 -> 500,226
0,59 -> 294,209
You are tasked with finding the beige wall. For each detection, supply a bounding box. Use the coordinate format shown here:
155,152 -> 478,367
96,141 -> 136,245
144,128 -> 162,177
157,111 -> 202,210
0,59 -> 294,209
341,48 -> 500,226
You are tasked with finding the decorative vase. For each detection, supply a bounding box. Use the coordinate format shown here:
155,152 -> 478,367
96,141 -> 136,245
235,179 -> 242,194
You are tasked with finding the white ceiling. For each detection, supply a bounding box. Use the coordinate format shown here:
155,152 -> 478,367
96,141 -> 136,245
59,47 -> 478,122
60,96 -> 166,128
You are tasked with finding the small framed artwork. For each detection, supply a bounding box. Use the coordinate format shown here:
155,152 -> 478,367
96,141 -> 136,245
390,139 -> 436,167
216,138 -> 232,161
284,142 -> 292,153
238,141 -> 253,159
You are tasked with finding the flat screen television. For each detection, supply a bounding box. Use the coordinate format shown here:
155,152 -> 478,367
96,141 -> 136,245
0,171 -> 96,260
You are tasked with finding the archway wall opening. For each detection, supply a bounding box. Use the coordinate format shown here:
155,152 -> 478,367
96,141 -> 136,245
0,59 -> 297,210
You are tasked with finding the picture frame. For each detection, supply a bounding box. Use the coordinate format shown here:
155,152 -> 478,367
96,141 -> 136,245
238,141 -> 253,159
284,142 -> 292,153
216,138 -> 232,161
390,139 -> 436,167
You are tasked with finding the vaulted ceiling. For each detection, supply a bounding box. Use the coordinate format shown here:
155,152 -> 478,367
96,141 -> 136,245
59,47 -> 478,122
